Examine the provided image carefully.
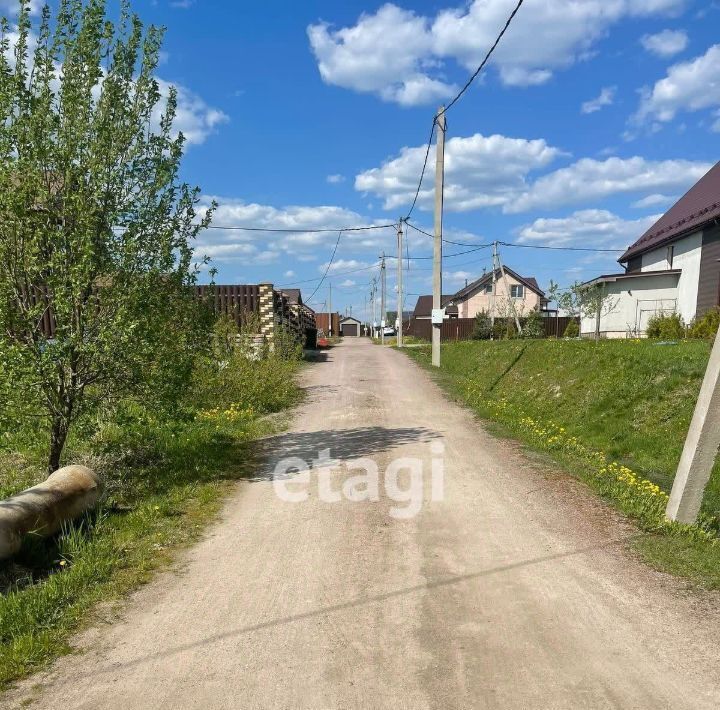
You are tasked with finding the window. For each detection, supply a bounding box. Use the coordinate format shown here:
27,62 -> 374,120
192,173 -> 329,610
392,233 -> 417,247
483,283 -> 493,294
510,284 -> 525,298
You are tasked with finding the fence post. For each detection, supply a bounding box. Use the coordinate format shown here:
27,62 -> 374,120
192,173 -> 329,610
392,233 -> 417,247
258,282 -> 275,351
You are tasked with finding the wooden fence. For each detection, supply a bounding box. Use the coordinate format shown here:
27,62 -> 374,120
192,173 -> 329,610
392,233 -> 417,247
195,285 -> 260,328
406,315 -> 580,341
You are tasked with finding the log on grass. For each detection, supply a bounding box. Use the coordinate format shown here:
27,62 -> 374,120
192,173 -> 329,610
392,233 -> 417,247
0,465 -> 104,560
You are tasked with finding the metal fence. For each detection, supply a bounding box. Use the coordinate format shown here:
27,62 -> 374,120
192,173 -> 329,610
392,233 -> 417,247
195,285 -> 260,328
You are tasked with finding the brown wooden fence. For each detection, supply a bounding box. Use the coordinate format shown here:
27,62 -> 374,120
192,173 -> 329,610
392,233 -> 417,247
195,285 -> 260,328
406,315 -> 580,341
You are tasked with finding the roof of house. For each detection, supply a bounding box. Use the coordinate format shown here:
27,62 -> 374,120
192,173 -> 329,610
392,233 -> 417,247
580,269 -> 681,290
412,295 -> 459,318
450,267 -> 546,302
281,288 -> 303,305
620,160 -> 720,263
340,316 -> 361,324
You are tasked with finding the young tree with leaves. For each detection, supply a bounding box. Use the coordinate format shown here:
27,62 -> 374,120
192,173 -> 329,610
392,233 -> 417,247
0,0 -> 214,471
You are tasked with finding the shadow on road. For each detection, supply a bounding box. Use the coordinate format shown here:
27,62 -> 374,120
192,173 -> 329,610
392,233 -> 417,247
249,426 -> 440,481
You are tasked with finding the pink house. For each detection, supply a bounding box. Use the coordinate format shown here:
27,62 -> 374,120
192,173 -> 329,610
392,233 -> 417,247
447,267 -> 547,320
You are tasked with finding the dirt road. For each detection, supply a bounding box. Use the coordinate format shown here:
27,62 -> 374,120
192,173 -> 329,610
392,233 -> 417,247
7,338 -> 720,709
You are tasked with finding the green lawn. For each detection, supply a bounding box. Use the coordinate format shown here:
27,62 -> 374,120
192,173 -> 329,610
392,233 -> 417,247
0,356 -> 302,689
404,339 -> 720,587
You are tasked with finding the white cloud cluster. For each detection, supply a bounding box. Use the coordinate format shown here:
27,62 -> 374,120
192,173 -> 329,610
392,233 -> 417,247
635,44 -> 720,123
581,87 -> 616,114
195,198 -> 392,269
155,79 -> 228,146
356,133 -> 710,214
518,209 -> 662,249
640,29 -> 688,57
356,132 -> 561,212
308,0 -> 687,105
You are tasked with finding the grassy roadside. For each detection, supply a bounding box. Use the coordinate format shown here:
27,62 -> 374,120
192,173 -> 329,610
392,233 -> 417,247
0,356 -> 303,690
402,339 -> 720,588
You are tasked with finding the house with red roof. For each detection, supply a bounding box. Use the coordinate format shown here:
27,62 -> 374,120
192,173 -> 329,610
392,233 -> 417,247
580,160 -> 720,338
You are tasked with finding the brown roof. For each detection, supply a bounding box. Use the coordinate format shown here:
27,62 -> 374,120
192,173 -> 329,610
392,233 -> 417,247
450,267 -> 545,302
580,269 -> 681,289
621,160 -> 720,263
412,295 -> 459,318
281,288 -> 303,305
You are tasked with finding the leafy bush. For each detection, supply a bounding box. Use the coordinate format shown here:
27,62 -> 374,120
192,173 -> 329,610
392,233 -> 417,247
522,309 -> 545,339
472,310 -> 492,340
689,307 -> 720,340
563,320 -> 580,338
646,312 -> 685,340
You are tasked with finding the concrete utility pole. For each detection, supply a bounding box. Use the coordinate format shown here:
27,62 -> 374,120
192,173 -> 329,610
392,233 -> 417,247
328,282 -> 333,337
490,241 -> 498,338
666,325 -> 720,523
380,254 -> 387,345
397,220 -> 404,348
371,277 -> 377,338
432,107 -> 446,368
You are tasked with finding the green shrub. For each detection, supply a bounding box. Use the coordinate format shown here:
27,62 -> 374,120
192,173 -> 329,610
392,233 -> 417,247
646,312 -> 685,340
563,320 -> 580,338
472,310 -> 492,340
689,307 -> 720,340
522,309 -> 545,339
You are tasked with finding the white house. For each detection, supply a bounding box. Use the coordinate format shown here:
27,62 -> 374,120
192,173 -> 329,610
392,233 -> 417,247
581,160 -> 720,338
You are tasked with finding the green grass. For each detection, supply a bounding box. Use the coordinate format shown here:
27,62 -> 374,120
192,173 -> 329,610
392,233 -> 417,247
404,339 -> 720,588
0,355 -> 302,690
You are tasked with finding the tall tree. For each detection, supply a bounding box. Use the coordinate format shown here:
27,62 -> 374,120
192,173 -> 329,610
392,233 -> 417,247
0,0 -> 213,471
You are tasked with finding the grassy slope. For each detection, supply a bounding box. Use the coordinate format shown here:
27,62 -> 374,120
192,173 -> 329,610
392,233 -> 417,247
0,359 -> 302,689
404,339 -> 720,586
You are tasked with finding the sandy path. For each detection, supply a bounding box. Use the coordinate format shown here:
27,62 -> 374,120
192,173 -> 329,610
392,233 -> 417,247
6,338 -> 720,709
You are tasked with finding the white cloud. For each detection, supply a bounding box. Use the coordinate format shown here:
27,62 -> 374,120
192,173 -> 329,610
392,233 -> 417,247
631,193 -> 674,208
640,29 -> 688,57
322,259 -> 371,273
340,279 -> 357,287
356,132 -> 561,212
326,174 -> 346,184
0,0 -> 41,14
308,0 -> 687,104
581,86 -> 616,114
284,270 -> 296,278
509,156 -> 711,213
356,132 -> 710,214
635,44 -> 720,124
518,209 -> 662,249
155,79 -> 229,146
195,198 -> 392,267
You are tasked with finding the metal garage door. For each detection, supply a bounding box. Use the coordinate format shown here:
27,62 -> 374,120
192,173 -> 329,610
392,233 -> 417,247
342,323 -> 358,336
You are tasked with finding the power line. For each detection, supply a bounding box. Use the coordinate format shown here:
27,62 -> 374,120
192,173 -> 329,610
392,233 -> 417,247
307,231 -> 343,301
204,223 -> 396,234
440,0 -> 526,116
279,261 -> 379,288
403,121 -> 437,222
405,220 -> 485,247
499,241 -> 625,253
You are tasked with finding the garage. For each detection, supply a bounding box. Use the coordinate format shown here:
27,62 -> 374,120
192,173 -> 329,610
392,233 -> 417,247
340,316 -> 362,337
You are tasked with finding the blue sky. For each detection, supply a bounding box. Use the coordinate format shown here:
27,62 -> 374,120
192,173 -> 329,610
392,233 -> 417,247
9,0 -> 720,316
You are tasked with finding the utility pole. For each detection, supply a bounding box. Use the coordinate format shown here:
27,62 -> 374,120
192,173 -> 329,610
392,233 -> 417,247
432,106 -> 446,368
328,282 -> 333,337
371,277 -> 377,338
397,219 -> 404,347
380,254 -> 387,345
666,325 -> 720,523
490,241 -> 498,339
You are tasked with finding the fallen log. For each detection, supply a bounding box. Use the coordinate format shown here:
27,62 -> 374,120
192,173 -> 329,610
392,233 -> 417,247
0,465 -> 104,560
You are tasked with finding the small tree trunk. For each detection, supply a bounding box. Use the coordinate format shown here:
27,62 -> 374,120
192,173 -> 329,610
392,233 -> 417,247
48,414 -> 70,473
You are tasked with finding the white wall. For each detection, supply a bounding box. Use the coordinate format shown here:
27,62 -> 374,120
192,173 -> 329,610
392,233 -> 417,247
580,272 -> 681,338
640,231 -> 702,324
